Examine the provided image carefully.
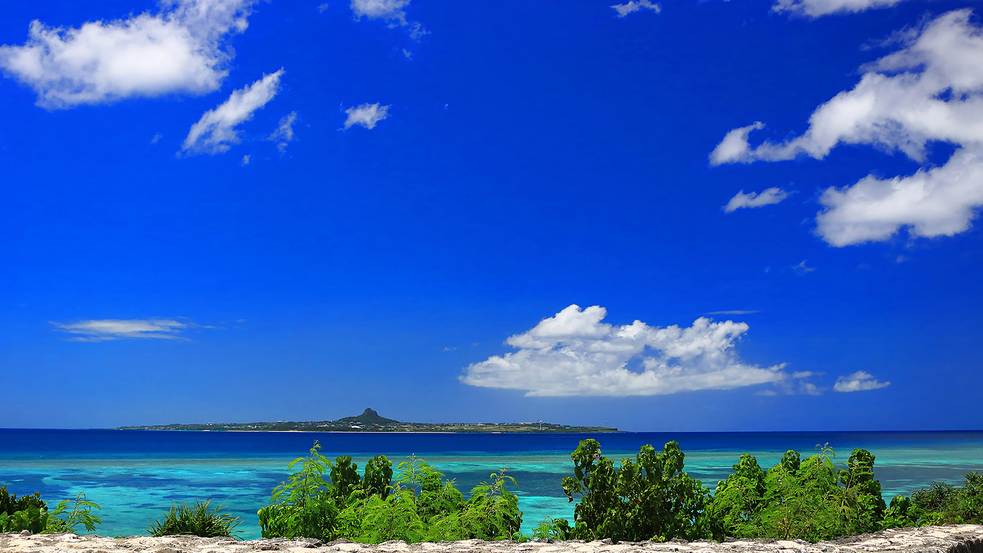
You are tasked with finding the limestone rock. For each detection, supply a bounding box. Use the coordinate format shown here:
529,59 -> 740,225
0,526 -> 981,553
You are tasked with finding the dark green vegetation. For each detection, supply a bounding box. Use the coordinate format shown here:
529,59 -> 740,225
0,487 -> 101,534
257,442 -> 523,542
3,439 -> 982,542
542,439 -> 983,543
117,408 -> 620,433
148,500 -> 242,539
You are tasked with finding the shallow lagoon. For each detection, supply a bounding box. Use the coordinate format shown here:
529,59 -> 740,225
2,430 -> 981,539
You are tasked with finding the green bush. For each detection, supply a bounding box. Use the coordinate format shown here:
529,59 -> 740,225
45,492 -> 102,533
881,472 -> 983,527
259,442 -> 523,543
0,486 -> 48,534
709,445 -> 887,541
148,499 -> 241,538
559,439 -> 713,543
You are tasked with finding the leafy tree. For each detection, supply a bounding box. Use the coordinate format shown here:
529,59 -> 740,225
561,439 -> 712,543
458,468 -> 522,540
357,489 -> 425,543
708,453 -> 767,539
759,446 -> 845,541
363,455 -> 394,500
258,441 -> 339,540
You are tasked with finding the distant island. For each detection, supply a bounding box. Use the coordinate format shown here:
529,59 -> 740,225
116,408 -> 621,433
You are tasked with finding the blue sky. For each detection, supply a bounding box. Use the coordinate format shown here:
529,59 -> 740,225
1,0 -> 981,431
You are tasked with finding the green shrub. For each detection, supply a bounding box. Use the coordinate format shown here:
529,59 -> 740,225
560,439 -> 712,543
0,486 -> 48,534
45,492 -> 102,533
148,499 -> 241,538
258,441 -> 339,540
882,472 -> 983,527
260,442 -> 524,544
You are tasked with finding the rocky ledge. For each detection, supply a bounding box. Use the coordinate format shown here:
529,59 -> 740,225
1,526 -> 982,553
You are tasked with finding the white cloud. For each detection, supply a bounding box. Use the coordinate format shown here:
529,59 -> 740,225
834,371 -> 891,392
773,0 -> 907,18
794,260 -> 816,274
724,188 -> 788,213
711,10 -> 983,247
350,0 -> 428,39
51,318 -> 188,341
708,310 -> 760,315
612,0 -> 662,18
268,111 -> 297,153
182,69 -> 283,155
150,132 -> 162,144
0,0 -> 256,109
341,102 -> 390,130
460,304 -> 806,397
318,3 -> 330,13
241,154 -> 250,165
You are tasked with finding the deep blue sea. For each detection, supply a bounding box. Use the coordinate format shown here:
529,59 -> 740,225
2,430 -> 982,540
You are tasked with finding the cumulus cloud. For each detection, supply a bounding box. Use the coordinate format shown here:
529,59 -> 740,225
612,0 -> 662,17
350,0 -> 427,39
460,304 -> 807,397
773,0 -> 907,18
341,102 -> 390,130
0,0 -> 256,109
269,111 -> 297,153
724,188 -> 789,213
182,69 -> 283,155
834,371 -> 891,392
711,10 -> 983,247
51,318 -> 189,341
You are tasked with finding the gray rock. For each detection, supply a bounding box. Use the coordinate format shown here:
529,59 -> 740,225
0,526 -> 981,553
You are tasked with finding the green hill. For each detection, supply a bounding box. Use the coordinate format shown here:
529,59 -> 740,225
340,408 -> 399,425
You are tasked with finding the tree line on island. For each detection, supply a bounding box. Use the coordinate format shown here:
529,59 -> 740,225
3,439 -> 982,543
117,408 -> 621,433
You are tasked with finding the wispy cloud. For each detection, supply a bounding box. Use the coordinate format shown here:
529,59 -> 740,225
341,102 -> 390,130
460,304 -> 806,397
773,0 -> 907,18
711,11 -> 983,247
834,371 -> 890,392
350,0 -> 428,40
794,260 -> 816,275
0,0 -> 257,109
708,310 -> 760,315
723,188 -> 788,213
268,111 -> 298,153
181,69 -> 284,155
51,318 -> 190,341
611,0 -> 661,18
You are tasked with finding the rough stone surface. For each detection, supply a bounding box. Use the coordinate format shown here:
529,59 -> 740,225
1,526 -> 981,553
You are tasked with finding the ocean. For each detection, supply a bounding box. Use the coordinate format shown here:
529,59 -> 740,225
1,429 -> 981,540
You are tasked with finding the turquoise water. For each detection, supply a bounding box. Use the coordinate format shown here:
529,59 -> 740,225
1,430 -> 981,539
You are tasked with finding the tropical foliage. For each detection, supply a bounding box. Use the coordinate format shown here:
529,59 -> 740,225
45,492 -> 103,533
0,486 -> 48,534
4,439 -> 983,543
258,441 -> 523,543
148,499 -> 242,538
